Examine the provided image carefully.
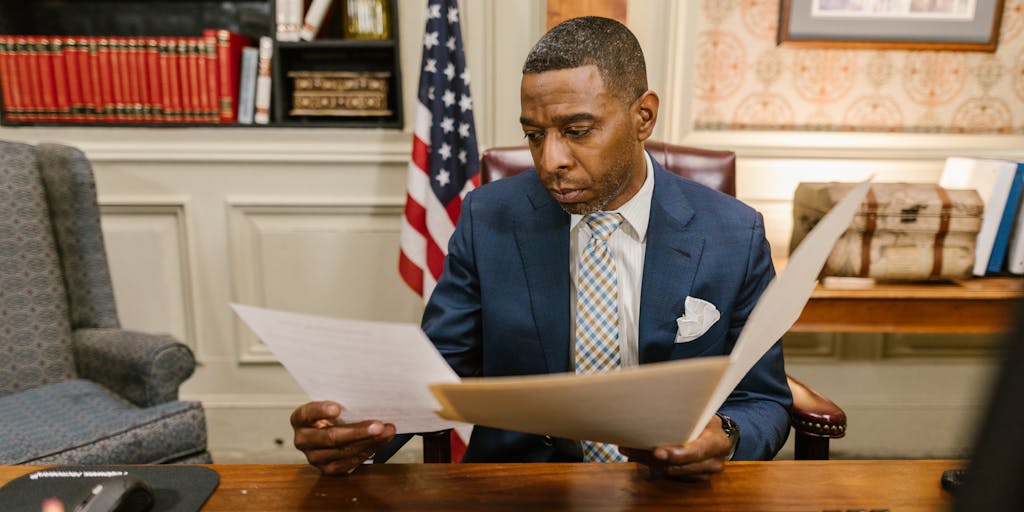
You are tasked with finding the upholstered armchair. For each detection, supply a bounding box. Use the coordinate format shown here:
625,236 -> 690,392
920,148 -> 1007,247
0,140 -> 211,465
418,141 -> 846,462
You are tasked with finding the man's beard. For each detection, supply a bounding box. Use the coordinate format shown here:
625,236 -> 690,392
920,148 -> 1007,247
549,157 -> 635,216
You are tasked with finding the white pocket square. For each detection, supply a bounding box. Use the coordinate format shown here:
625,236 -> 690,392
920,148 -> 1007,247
674,296 -> 720,343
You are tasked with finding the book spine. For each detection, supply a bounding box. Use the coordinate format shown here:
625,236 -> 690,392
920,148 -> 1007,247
24,37 -> 44,122
988,166 -> 1024,273
176,37 -> 193,123
129,37 -> 149,122
145,38 -> 162,122
301,0 -> 334,41
208,29 -> 252,123
111,37 -> 129,122
1007,163 -> 1024,274
88,38 -> 107,121
254,36 -> 273,124
50,38 -> 70,122
276,0 -> 302,41
236,46 -> 259,124
38,37 -> 60,122
164,39 -> 183,123
0,36 -> 21,122
63,38 -> 85,122
201,32 -> 219,123
13,37 -> 34,121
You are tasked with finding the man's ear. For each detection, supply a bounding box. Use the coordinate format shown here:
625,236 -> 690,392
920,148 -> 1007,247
635,90 -> 659,141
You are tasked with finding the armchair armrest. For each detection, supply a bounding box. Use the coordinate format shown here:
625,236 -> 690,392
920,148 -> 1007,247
72,328 -> 197,407
788,374 -> 847,460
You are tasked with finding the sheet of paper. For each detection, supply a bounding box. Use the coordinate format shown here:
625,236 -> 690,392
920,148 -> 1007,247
688,179 -> 872,441
231,303 -> 463,434
431,357 -> 730,449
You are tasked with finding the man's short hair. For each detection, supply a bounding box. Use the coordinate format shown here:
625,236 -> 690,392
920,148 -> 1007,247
522,16 -> 648,102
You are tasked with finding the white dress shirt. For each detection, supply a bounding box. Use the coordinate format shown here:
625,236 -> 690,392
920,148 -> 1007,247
569,151 -> 654,370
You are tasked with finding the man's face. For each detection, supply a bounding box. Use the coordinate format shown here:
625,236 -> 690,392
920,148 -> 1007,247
520,65 -> 647,215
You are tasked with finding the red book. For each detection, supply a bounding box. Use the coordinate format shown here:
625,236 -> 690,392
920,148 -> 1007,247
113,37 -> 133,122
164,38 -> 184,123
21,37 -> 44,121
0,36 -> 21,122
63,38 -> 86,123
158,38 -> 176,122
50,38 -> 70,122
201,31 -> 218,123
191,37 -> 212,123
144,38 -> 161,122
177,37 -> 194,123
95,38 -> 115,122
36,37 -> 59,122
81,37 -> 99,122
123,37 -> 141,122
203,29 -> 252,123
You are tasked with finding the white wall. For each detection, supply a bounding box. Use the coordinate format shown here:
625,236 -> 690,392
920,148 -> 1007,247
1,0 -> 1019,462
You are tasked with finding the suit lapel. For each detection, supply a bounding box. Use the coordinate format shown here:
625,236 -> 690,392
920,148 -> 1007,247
638,165 -> 705,363
515,177 -> 572,374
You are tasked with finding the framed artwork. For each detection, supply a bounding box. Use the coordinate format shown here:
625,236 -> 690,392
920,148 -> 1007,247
778,0 -> 1005,51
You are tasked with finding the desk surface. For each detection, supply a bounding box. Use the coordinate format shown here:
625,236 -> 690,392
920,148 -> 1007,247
1,460 -> 959,511
795,276 -> 1022,333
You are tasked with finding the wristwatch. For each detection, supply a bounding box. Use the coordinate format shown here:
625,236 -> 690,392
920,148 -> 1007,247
715,412 -> 740,460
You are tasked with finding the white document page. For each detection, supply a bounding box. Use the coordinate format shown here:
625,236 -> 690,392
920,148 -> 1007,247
231,303 -> 463,433
688,179 -> 872,441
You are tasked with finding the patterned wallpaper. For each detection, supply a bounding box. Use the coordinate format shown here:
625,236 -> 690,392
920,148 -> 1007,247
692,0 -> 1024,133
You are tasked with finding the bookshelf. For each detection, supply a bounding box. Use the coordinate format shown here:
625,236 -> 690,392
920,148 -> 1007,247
0,0 -> 403,128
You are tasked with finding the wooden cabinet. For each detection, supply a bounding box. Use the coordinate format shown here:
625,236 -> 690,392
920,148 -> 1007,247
0,0 -> 402,128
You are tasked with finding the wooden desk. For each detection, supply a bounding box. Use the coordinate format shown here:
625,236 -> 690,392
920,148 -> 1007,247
793,277 -> 1023,333
1,461 -> 958,511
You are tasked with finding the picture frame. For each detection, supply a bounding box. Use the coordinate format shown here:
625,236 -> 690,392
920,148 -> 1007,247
778,0 -> 1005,52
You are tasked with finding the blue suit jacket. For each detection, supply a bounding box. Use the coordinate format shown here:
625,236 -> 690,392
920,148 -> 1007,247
422,159 -> 792,462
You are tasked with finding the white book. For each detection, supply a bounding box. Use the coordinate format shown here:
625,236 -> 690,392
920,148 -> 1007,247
276,0 -> 302,41
236,47 -> 259,124
254,36 -> 274,125
940,157 -> 1019,276
301,0 -> 333,41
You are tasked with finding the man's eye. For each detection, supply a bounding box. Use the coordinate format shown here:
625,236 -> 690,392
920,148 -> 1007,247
524,132 -> 543,143
565,128 -> 590,138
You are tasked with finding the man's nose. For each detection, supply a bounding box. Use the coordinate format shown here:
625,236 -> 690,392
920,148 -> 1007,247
538,134 -> 572,172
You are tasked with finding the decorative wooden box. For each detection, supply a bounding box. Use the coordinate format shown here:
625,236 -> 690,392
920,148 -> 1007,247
288,71 -> 391,116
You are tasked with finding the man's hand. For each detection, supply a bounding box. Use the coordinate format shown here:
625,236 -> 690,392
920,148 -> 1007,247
619,417 -> 732,479
291,400 -> 397,476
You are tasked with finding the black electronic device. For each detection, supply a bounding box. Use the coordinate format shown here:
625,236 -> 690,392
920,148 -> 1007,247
952,298 -> 1024,510
71,475 -> 154,512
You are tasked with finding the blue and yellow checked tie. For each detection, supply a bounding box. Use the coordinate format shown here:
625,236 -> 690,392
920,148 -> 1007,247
575,211 -> 628,463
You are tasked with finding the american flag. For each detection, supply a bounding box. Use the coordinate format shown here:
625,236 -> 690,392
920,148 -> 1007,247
399,0 -> 478,462
399,0 -> 480,300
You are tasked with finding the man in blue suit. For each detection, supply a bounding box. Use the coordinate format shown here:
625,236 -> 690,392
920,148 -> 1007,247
291,16 -> 791,477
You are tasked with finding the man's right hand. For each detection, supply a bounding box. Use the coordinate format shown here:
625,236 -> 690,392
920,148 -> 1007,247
291,400 -> 397,476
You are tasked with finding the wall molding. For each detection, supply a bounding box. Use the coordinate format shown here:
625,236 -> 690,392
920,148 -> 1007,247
98,196 -> 199,354
226,198 -> 408,363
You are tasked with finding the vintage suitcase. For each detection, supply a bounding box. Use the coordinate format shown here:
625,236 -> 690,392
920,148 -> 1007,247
791,182 -> 983,281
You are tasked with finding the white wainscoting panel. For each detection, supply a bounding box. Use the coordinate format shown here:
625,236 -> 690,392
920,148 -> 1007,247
100,198 -> 197,350
227,199 -> 424,363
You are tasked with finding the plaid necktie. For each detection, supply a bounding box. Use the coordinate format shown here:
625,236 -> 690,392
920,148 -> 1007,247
575,211 -> 627,463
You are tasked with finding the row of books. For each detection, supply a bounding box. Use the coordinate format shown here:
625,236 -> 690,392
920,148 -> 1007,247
0,31 -> 251,124
940,157 -> 1024,275
277,0 -> 391,41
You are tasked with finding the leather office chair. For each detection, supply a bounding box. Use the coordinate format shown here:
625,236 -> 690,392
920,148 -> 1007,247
421,141 -> 846,462
0,140 -> 212,465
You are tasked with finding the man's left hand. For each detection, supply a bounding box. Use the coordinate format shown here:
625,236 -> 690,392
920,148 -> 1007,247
619,417 -> 732,478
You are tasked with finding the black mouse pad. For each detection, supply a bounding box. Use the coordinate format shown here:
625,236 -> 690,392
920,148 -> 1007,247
0,465 -> 219,512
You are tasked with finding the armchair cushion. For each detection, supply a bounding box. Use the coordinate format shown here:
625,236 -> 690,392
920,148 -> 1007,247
73,328 -> 196,408
0,379 -> 208,465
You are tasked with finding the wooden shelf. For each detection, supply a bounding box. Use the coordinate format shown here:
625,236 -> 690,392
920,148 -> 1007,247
793,277 -> 1024,333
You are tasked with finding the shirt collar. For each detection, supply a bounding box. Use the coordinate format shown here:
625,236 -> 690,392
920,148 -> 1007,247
571,150 -> 654,242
